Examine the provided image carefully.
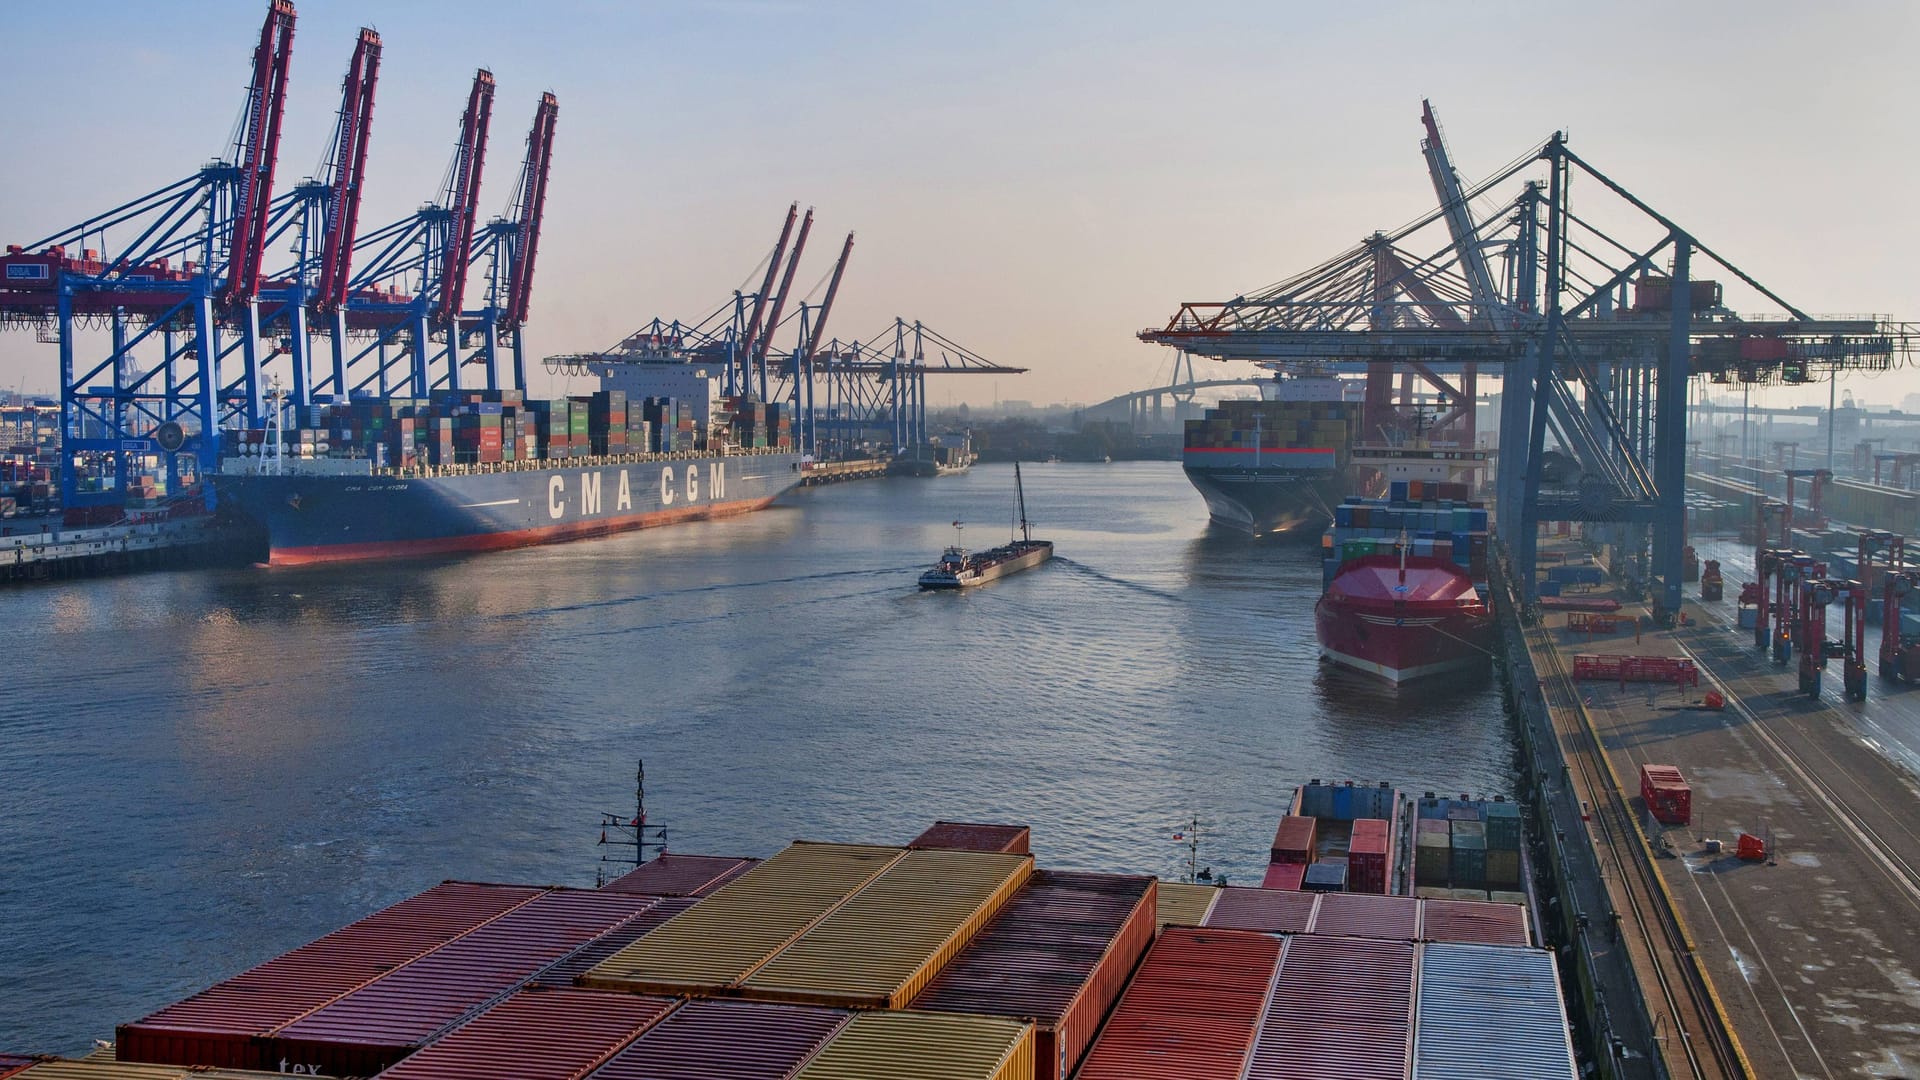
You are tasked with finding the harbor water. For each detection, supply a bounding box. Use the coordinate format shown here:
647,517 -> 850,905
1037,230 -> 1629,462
0,461 -> 1515,1051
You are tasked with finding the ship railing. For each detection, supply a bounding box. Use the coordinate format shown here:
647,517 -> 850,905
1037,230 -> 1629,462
381,444 -> 788,481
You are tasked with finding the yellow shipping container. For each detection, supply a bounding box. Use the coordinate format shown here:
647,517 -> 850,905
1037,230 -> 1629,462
580,841 -> 905,994
741,849 -> 1032,1008
793,1010 -> 1035,1080
1153,881 -> 1221,929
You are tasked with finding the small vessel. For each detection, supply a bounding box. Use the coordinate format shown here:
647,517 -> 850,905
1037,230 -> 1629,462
889,433 -> 975,477
918,462 -> 1052,590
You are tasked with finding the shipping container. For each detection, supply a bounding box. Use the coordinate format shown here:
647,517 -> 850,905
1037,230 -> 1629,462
1302,862 -> 1347,892
1245,934 -> 1415,1080
1074,927 -> 1282,1080
1202,887 -> 1317,934
1261,863 -> 1306,891
372,988 -> 678,1080
1483,802 -> 1522,850
1310,892 -> 1421,941
911,871 -> 1154,1080
908,821 -> 1032,855
116,882 -> 545,1068
1415,831 -> 1450,886
1269,816 -> 1317,864
604,854 -> 759,896
0,1056 -> 29,1080
532,896 -> 701,989
581,843 -> 905,995
740,848 -> 1032,1008
587,1000 -> 851,1080
1413,943 -> 1578,1079
1348,818 -> 1390,895
268,889 -> 663,1075
1639,764 -> 1692,825
1419,899 -> 1530,947
1154,882 -> 1221,928
792,1011 -> 1034,1080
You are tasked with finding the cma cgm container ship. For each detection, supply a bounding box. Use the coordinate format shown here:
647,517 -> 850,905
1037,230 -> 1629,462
1182,372 -> 1374,537
216,364 -> 803,566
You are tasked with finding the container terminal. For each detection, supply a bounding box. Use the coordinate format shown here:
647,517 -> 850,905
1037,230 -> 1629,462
5,807 -> 1582,1079
0,2 -> 1024,580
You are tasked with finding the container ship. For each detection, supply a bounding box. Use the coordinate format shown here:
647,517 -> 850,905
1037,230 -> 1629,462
1314,479 -> 1493,684
215,366 -> 802,566
1182,371 -> 1375,537
55,806 -> 1573,1080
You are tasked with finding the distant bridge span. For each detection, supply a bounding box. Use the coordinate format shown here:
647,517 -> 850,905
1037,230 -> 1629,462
1077,377 -> 1271,430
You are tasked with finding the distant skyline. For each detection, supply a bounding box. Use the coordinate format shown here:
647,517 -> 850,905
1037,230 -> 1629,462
2,1 -> 1914,410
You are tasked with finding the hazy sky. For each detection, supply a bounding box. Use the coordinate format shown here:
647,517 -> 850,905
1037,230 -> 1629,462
3,1 -> 1915,410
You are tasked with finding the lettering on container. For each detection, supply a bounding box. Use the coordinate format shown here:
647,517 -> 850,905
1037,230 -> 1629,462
278,1062 -> 324,1075
711,462 -> 726,499
580,471 -> 602,515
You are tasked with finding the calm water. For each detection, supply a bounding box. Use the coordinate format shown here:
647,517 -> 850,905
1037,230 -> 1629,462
0,461 -> 1514,1051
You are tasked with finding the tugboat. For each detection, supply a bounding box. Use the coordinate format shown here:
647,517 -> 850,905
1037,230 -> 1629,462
919,463 -> 1053,590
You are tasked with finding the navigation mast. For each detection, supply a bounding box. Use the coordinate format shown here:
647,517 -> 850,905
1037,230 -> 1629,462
1015,461 -> 1031,543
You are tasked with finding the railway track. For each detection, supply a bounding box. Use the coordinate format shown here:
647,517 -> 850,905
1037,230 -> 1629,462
1533,630 -> 1749,1080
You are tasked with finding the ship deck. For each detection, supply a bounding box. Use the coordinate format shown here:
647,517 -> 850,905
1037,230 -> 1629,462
1506,531 -> 1920,1078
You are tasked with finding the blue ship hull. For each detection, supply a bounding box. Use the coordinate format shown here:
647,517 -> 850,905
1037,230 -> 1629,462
215,451 -> 804,565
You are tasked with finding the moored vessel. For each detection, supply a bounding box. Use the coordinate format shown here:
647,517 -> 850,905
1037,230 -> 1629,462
1314,550 -> 1493,684
1182,369 -> 1375,537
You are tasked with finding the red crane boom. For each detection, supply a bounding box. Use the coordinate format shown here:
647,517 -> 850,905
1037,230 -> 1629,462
314,27 -> 381,315
435,68 -> 496,327
754,207 -> 813,365
222,0 -> 298,308
804,232 -> 855,363
502,92 -> 559,328
741,203 -> 798,361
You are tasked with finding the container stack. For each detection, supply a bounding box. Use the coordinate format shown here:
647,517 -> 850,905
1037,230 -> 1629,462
1200,887 -> 1530,948
1347,818 -> 1390,894
1183,399 -> 1357,461
1323,494 -> 1490,587
1414,797 -> 1526,900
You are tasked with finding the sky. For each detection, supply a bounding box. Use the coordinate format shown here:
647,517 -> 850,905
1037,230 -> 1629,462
2,0 -> 1916,410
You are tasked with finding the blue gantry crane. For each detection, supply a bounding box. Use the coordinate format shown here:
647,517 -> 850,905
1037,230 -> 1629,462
0,0 -> 301,512
1142,100 -> 1917,622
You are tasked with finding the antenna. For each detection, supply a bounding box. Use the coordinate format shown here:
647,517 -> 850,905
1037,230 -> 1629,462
596,758 -> 667,887
1015,461 -> 1031,543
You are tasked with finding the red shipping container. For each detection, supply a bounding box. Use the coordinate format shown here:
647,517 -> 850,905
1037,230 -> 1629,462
910,871 -> 1155,1080
1245,935 -> 1415,1080
1203,886 -> 1317,934
908,821 -> 1033,855
0,1054 -> 33,1078
604,854 -> 758,897
268,889 -> 665,1076
1261,863 -> 1307,891
1420,898 -> 1531,947
376,988 -> 677,1080
1270,816 -> 1317,864
1074,927 -> 1281,1080
1639,763 -> 1692,825
1310,892 -> 1420,942
588,999 -> 851,1080
117,882 -> 545,1068
1348,818 -> 1391,895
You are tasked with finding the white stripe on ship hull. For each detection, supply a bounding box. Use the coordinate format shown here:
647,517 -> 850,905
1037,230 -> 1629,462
1319,645 -> 1485,685
459,498 -> 522,508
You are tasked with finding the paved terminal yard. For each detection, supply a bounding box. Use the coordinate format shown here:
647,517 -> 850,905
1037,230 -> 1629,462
1523,531 -> 1920,1078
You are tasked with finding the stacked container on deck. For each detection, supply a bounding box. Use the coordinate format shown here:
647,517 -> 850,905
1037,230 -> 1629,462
1324,491 -> 1490,588
1413,796 -> 1525,901
1183,399 -> 1356,462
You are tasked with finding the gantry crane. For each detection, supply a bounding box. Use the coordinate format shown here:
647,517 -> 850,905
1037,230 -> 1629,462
0,0 -> 299,509
1141,101 -> 1917,623
471,91 -> 561,390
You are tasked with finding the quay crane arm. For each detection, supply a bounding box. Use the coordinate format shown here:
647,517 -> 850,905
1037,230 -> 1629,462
314,28 -> 382,315
435,69 -> 496,327
1419,99 -> 1504,329
501,92 -> 559,328
741,203 -> 799,361
803,232 -> 855,365
754,207 -> 814,365
220,0 -> 298,308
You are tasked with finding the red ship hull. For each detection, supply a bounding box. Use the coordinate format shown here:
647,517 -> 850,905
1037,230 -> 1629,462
1314,555 -> 1492,684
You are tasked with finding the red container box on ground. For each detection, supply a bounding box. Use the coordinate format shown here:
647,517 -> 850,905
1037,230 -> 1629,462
1639,763 -> 1692,825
